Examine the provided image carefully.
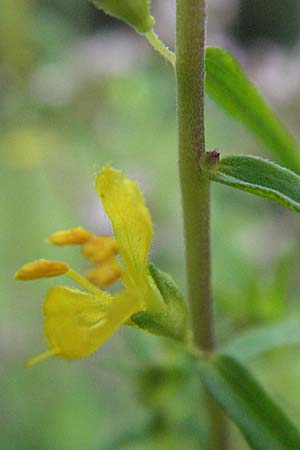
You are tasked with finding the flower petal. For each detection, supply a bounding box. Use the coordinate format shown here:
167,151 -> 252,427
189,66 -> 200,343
96,167 -> 152,283
44,286 -> 140,359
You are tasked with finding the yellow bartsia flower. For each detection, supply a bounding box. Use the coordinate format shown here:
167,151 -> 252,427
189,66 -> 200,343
15,167 -> 162,366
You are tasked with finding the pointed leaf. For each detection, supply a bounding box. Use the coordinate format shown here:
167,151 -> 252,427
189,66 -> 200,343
91,0 -> 154,33
196,354 -> 300,450
205,47 -> 300,171
221,317 -> 300,362
209,155 -> 300,213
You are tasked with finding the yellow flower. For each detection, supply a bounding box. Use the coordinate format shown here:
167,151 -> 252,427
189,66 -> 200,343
15,167 -> 162,366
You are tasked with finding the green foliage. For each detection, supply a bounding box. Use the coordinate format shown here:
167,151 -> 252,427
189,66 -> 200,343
91,0 -> 154,33
209,155 -> 300,212
132,263 -> 188,342
196,354 -> 300,450
0,0 -> 35,73
205,47 -> 300,171
222,317 -> 300,362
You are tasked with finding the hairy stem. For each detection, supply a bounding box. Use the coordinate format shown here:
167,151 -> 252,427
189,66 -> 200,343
176,0 -> 212,363
176,0 -> 229,448
145,30 -> 176,67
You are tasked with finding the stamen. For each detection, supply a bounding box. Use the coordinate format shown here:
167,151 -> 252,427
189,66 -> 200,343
15,259 -> 69,280
82,236 -> 118,263
25,348 -> 59,367
85,258 -> 122,288
67,268 -> 107,298
48,227 -> 96,246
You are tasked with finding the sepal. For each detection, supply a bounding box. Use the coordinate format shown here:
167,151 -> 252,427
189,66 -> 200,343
131,263 -> 189,342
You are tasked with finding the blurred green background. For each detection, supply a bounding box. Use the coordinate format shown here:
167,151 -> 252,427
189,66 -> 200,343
2,1 -> 300,449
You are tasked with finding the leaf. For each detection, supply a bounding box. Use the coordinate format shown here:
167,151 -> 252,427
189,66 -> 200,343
221,317 -> 300,362
209,155 -> 300,213
91,0 -> 154,33
205,47 -> 300,171
196,354 -> 300,450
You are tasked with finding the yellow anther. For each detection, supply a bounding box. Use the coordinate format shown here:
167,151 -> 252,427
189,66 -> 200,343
82,236 -> 118,263
15,259 -> 69,280
85,258 -> 122,288
48,227 -> 96,246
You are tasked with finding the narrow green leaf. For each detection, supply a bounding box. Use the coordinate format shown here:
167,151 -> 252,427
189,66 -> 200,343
205,47 -> 300,171
209,155 -> 300,213
196,354 -> 300,450
221,317 -> 300,362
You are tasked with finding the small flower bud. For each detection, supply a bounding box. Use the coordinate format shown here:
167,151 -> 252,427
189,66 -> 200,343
199,149 -> 220,172
85,259 -> 122,287
92,0 -> 154,33
48,227 -> 96,246
15,259 -> 69,280
82,236 -> 118,263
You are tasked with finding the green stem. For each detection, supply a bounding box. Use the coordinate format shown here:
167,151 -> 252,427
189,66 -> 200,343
145,30 -> 176,67
176,0 -> 212,364
176,0 -> 229,448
